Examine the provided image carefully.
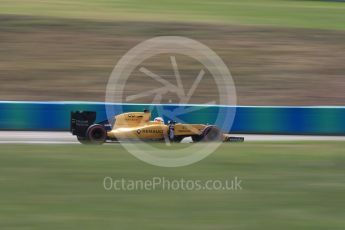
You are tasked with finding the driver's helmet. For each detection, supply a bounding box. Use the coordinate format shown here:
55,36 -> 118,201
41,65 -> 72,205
154,117 -> 164,123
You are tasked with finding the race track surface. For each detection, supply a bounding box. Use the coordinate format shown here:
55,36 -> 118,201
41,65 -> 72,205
0,131 -> 78,144
0,131 -> 344,144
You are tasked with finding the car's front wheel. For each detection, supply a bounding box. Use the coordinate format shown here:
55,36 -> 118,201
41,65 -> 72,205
192,126 -> 222,142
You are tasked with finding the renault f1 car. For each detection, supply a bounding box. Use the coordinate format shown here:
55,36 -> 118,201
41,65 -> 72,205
70,110 -> 244,144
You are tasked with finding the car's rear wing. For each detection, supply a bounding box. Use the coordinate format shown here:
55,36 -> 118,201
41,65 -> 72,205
70,111 -> 96,137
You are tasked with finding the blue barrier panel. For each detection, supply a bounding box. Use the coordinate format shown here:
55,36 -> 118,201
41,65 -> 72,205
0,101 -> 344,135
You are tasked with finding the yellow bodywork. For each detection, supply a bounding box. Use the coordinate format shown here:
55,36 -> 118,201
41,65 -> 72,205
107,111 -> 206,140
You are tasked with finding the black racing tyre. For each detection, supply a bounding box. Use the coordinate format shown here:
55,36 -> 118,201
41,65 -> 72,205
86,124 -> 107,144
200,126 -> 222,142
77,136 -> 90,144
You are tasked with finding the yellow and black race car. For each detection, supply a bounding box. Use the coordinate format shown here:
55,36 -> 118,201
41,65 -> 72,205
71,109 -> 243,144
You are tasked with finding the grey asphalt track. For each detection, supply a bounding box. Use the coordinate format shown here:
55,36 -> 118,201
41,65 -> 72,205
0,131 -> 344,144
0,131 -> 78,144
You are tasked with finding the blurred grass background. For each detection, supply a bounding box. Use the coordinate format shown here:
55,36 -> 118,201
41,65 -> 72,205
0,0 -> 345,104
1,142 -> 345,229
1,0 -> 345,29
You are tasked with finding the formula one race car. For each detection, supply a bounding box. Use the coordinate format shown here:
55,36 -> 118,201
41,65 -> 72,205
70,109 -> 244,144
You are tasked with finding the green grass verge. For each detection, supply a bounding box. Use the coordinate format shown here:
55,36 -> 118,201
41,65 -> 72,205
1,142 -> 345,229
1,0 -> 345,30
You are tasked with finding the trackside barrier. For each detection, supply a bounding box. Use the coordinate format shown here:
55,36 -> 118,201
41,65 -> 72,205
0,101 -> 345,135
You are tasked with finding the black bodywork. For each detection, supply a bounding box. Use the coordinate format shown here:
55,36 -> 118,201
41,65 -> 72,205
70,111 -> 111,138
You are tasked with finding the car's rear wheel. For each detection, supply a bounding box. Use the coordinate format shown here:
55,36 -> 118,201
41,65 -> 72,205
86,124 -> 107,144
77,136 -> 90,144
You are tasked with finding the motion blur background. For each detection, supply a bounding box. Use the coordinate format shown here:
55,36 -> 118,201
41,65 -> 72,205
1,2 -> 345,230
1,0 -> 345,105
